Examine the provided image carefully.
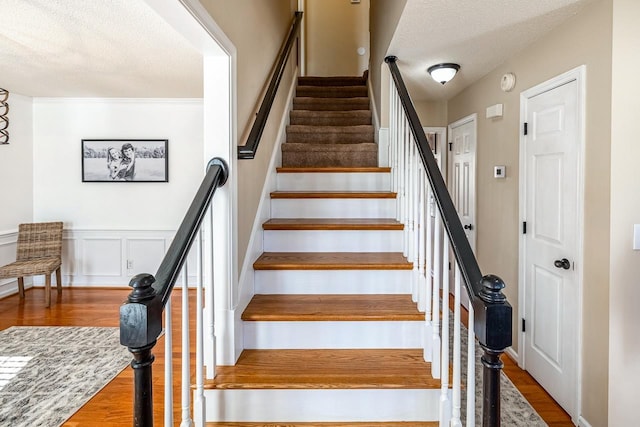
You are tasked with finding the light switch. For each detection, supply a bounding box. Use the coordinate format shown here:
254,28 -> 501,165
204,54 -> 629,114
634,224 -> 640,250
494,165 -> 506,178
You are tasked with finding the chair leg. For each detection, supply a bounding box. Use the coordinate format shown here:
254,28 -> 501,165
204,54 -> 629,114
17,277 -> 25,298
45,274 -> 51,308
56,267 -> 62,294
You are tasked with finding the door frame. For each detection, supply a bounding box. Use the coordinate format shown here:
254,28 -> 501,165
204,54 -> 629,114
447,113 -> 477,253
518,65 -> 586,422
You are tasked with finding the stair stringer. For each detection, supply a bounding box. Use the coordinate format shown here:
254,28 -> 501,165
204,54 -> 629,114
231,71 -> 299,364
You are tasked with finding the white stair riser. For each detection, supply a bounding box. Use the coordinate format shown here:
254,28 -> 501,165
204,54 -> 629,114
255,270 -> 412,294
244,320 -> 425,349
263,229 -> 403,252
271,198 -> 396,218
203,388 -> 442,422
277,172 -> 391,192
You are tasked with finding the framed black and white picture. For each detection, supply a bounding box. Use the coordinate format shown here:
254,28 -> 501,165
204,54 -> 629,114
81,139 -> 168,182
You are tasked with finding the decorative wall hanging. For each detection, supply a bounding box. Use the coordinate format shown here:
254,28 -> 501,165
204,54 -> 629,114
0,88 -> 8,144
81,139 -> 168,182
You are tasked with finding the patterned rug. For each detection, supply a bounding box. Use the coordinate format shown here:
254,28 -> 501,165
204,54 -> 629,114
451,315 -> 547,426
0,326 -> 130,427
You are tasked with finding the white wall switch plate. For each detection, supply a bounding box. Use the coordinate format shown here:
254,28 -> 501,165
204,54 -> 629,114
634,224 -> 640,250
494,165 -> 506,178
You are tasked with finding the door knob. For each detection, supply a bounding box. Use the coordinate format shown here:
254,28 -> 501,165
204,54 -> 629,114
464,224 -> 474,230
554,258 -> 571,270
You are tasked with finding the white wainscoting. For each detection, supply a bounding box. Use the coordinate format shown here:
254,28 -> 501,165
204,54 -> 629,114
0,229 -> 23,298
0,228 -> 199,295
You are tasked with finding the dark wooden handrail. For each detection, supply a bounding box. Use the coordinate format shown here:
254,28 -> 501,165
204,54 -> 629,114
119,157 -> 229,427
385,55 -> 512,426
238,11 -> 303,160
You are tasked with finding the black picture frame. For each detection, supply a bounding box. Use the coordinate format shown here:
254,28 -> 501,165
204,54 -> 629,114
81,139 -> 168,182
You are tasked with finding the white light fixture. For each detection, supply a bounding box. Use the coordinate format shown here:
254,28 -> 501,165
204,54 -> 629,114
427,63 -> 460,85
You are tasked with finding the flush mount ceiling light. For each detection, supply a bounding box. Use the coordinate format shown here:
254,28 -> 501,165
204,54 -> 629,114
427,63 -> 460,85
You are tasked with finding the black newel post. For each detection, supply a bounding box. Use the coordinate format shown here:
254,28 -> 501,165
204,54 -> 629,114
120,273 -> 163,427
477,274 -> 512,427
481,345 -> 504,426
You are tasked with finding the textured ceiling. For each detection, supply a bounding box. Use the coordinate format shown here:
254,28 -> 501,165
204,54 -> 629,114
390,0 -> 597,101
0,0 -> 597,100
0,0 -> 202,97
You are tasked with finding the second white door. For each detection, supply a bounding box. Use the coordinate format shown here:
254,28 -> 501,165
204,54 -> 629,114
521,71 -> 582,419
449,115 -> 477,253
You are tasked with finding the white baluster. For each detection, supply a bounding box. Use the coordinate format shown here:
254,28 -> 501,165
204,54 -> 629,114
398,116 -> 404,247
181,264 -> 193,427
396,89 -> 402,222
431,212 -> 442,379
205,207 -> 216,379
390,83 -> 397,192
194,231 -> 205,426
451,265 -> 462,427
466,302 -> 476,427
389,82 -> 396,191
418,169 -> 426,313
423,187 -> 433,363
165,298 -> 174,427
439,240 -> 451,426
403,121 -> 411,258
413,142 -> 421,304
408,139 -> 417,302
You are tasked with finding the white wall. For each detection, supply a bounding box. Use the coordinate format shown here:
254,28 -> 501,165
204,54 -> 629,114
27,98 -> 205,287
33,98 -> 204,228
0,93 -> 34,297
0,93 -> 34,231
609,0 -> 640,425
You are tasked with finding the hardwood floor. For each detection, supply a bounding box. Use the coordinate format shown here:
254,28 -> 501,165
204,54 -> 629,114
0,287 -> 193,426
0,287 -> 572,426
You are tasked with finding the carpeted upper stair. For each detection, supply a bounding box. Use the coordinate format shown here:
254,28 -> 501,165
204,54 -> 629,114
282,73 -> 377,167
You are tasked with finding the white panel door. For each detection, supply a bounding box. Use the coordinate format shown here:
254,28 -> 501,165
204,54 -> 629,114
449,116 -> 476,252
523,78 -> 579,416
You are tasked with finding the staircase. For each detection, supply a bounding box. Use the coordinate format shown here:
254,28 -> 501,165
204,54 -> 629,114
204,75 -> 441,425
281,73 -> 377,168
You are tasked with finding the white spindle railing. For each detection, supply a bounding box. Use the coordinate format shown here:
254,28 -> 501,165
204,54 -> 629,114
180,265 -> 193,427
194,229 -> 206,424
121,158 -> 228,427
389,77 -> 480,427
164,300 -> 174,427
161,206 -> 217,427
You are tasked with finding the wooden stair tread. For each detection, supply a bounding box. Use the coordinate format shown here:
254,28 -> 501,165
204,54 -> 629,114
242,295 -> 422,321
205,349 -> 437,389
271,191 -> 396,199
253,252 -> 412,270
208,423 -> 438,426
276,167 -> 390,173
263,218 -> 403,230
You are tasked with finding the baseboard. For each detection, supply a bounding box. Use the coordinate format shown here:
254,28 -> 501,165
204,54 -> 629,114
505,347 -> 520,365
0,278 -> 32,300
578,416 -> 592,427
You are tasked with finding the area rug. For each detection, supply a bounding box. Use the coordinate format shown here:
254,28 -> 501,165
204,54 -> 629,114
452,317 -> 548,426
0,326 -> 131,427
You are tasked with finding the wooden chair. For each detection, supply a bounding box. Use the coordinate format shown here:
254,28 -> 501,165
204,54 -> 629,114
0,222 -> 63,307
